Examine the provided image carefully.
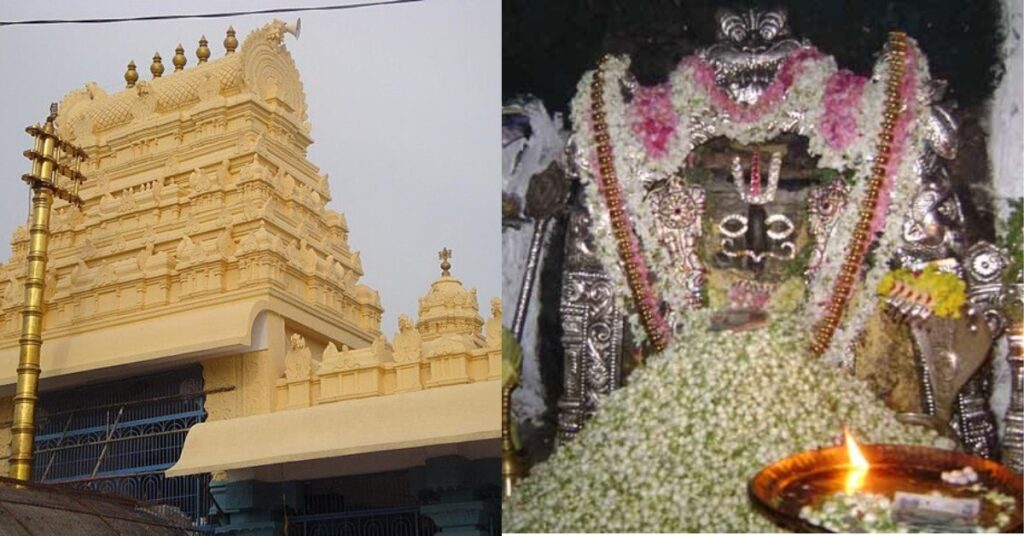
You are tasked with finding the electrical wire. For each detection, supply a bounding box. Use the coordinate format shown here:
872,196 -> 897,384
0,0 -> 422,27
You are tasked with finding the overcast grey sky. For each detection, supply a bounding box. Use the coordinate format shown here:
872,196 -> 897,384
0,0 -> 499,337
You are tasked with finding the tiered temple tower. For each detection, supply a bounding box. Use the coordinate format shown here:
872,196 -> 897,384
0,20 -> 382,404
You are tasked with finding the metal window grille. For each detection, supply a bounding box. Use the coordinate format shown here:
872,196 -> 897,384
291,471 -> 499,536
294,473 -> 439,536
289,506 -> 438,536
32,365 -> 212,523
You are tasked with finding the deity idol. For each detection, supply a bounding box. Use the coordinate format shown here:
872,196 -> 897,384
503,8 -> 1014,532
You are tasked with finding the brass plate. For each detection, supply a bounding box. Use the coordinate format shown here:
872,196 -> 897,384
748,444 -> 1024,533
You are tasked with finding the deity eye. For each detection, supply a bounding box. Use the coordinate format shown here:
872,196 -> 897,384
765,214 -> 794,241
719,13 -> 748,43
718,214 -> 748,239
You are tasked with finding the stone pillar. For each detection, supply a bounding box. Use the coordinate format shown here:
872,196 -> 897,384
209,478 -> 302,535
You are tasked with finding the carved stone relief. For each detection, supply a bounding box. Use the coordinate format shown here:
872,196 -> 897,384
393,315 -> 422,363
283,333 -> 313,382
486,297 -> 502,347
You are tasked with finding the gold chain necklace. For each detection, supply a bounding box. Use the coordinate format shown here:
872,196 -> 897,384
810,31 -> 909,357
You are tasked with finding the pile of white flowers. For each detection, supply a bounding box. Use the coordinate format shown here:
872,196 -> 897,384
502,310 -> 940,532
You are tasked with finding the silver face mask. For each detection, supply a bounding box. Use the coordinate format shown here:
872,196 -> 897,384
698,8 -> 805,105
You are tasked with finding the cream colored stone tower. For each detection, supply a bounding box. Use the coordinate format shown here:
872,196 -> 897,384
0,21 -> 382,434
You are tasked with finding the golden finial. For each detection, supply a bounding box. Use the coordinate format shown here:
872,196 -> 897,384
125,60 -> 139,88
224,26 -> 238,54
438,247 -> 452,276
197,35 -> 211,63
172,44 -> 187,72
150,52 -> 164,78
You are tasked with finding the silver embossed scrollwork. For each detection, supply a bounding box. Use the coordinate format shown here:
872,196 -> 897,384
1002,275 -> 1024,473
805,179 -> 850,283
945,242 -> 1008,459
556,192 -> 624,442
894,76 -> 1003,457
964,242 -> 1009,336
650,181 -> 706,309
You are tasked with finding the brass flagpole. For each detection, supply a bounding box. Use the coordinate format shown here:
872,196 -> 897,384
9,103 -> 86,481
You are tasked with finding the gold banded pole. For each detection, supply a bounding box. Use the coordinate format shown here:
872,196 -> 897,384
9,104 -> 86,481
501,386 -> 520,497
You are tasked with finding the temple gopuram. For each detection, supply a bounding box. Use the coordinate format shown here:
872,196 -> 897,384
0,20 -> 500,535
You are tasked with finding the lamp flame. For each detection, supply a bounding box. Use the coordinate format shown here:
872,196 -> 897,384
844,428 -> 869,494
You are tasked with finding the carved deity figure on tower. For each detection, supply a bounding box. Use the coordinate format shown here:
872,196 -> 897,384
393,314 -> 422,363
284,333 -> 313,381
486,297 -> 502,346
189,167 -> 212,195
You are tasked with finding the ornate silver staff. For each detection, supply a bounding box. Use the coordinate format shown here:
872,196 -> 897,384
510,162 -> 570,341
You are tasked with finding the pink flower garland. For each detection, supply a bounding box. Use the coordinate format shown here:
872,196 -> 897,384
682,47 -> 826,123
820,70 -> 868,150
628,84 -> 677,159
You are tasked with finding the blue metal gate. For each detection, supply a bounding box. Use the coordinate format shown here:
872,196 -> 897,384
32,366 -> 213,523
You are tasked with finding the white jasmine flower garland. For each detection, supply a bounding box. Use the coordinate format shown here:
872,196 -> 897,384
502,310 -> 940,532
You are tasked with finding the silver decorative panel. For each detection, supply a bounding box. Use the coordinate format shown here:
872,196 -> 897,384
557,271 -> 624,441
556,194 -> 624,441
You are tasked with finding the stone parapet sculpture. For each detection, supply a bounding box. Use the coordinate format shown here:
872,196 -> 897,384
273,253 -> 501,411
